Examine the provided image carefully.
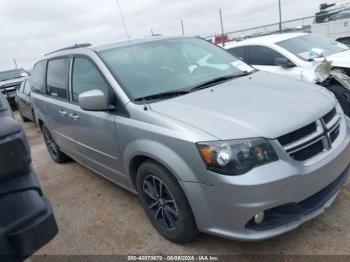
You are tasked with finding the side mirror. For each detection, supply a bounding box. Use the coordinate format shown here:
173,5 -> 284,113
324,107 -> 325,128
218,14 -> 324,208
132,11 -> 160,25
78,89 -> 110,111
275,57 -> 295,68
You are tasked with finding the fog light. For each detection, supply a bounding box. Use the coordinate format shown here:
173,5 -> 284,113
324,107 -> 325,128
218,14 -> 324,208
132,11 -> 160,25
254,212 -> 265,224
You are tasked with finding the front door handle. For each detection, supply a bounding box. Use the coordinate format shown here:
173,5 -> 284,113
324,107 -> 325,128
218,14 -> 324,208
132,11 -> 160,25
69,113 -> 80,121
58,110 -> 68,116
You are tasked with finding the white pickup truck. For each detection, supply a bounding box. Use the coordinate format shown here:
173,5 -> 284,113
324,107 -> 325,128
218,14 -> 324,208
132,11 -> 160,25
312,2 -> 350,45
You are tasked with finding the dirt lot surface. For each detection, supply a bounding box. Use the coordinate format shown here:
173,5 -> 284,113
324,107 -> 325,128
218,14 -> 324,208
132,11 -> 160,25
18,115 -> 350,255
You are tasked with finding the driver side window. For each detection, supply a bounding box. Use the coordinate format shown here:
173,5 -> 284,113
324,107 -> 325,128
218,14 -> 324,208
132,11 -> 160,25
246,45 -> 285,66
71,57 -> 110,103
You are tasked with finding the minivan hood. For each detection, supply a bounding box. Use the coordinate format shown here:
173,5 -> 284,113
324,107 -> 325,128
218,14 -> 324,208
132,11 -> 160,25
326,50 -> 350,68
150,71 -> 336,140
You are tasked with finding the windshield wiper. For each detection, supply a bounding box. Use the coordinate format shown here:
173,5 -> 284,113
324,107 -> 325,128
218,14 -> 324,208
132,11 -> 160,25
190,72 -> 252,92
134,90 -> 190,102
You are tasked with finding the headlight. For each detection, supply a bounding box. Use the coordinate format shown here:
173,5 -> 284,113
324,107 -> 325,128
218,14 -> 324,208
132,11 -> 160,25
197,138 -> 278,176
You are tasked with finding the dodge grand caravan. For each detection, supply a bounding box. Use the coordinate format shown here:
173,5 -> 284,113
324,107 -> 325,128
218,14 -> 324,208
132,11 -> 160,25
30,37 -> 350,243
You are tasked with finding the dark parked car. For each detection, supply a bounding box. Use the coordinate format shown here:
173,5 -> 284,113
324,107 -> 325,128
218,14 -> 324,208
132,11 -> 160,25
0,94 -> 58,261
15,78 -> 35,122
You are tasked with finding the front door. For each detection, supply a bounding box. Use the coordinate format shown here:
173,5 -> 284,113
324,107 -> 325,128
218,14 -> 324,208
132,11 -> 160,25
247,45 -> 303,80
68,56 -> 126,184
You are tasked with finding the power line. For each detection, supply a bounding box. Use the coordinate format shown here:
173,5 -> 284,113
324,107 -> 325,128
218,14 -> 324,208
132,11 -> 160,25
114,0 -> 130,39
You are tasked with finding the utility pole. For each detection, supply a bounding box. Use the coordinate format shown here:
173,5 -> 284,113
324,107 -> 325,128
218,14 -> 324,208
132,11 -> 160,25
151,29 -> 154,36
278,0 -> 282,33
181,20 -> 185,35
13,58 -> 18,69
219,8 -> 225,47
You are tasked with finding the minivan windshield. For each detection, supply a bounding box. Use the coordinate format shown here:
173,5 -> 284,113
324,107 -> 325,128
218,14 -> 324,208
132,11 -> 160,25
98,37 -> 255,101
277,34 -> 349,61
0,69 -> 28,82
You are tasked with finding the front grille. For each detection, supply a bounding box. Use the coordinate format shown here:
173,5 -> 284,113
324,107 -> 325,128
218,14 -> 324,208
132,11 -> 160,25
278,122 -> 317,146
323,108 -> 336,124
330,125 -> 340,143
1,84 -> 19,94
290,140 -> 324,161
277,107 -> 341,162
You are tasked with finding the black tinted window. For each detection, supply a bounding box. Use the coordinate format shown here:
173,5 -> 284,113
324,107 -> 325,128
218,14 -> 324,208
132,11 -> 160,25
72,58 -> 109,102
246,46 -> 284,66
30,61 -> 47,93
227,47 -> 246,61
47,58 -> 70,99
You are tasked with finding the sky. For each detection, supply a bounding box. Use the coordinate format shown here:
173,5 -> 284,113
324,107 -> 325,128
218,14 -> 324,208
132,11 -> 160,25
0,0 -> 345,70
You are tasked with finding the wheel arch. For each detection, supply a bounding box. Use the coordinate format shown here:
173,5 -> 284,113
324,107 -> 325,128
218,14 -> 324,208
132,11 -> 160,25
125,139 -> 201,190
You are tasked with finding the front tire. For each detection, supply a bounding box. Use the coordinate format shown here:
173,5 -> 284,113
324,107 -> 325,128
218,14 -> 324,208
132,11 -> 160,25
136,160 -> 198,243
326,84 -> 350,116
42,124 -> 70,163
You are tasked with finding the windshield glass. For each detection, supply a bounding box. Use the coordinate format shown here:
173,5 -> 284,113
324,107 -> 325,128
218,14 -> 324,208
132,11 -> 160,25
277,34 -> 349,60
0,69 -> 28,82
99,37 -> 254,100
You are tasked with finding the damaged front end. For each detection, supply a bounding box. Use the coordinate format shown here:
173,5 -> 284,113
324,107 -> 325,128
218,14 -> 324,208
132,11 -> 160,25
314,59 -> 350,90
330,68 -> 350,90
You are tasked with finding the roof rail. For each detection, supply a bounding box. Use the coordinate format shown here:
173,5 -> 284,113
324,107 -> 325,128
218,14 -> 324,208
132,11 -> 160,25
45,43 -> 92,56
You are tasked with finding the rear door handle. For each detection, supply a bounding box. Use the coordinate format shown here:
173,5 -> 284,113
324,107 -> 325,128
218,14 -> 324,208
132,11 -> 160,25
69,113 -> 80,121
58,110 -> 68,116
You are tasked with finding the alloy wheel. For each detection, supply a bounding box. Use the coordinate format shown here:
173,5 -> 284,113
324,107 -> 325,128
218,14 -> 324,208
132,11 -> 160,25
143,175 -> 179,230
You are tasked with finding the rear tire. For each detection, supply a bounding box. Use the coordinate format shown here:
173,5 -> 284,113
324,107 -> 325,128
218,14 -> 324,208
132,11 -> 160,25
19,111 -> 30,122
136,160 -> 199,244
42,124 -> 70,163
325,84 -> 350,116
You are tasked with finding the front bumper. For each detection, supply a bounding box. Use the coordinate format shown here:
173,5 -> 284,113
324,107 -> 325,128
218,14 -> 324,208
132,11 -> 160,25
181,118 -> 350,241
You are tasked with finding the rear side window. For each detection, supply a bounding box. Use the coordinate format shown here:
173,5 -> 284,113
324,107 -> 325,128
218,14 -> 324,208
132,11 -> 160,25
246,45 -> 284,66
227,46 -> 247,61
30,61 -> 47,93
71,57 -> 109,102
47,58 -> 70,99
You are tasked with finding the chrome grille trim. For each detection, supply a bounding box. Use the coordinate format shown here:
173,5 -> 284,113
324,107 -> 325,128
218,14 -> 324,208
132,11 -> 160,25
277,107 -> 341,161
286,135 -> 324,154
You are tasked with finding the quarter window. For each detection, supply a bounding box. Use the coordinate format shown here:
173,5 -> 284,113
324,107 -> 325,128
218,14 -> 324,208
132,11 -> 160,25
71,57 -> 109,103
30,61 -> 47,93
246,46 -> 284,66
46,58 -> 70,99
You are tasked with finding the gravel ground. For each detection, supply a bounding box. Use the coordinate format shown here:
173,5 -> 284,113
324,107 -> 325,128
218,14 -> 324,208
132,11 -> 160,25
18,115 -> 350,255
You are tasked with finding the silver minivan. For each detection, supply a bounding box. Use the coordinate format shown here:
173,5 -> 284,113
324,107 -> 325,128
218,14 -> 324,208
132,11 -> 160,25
31,37 -> 350,243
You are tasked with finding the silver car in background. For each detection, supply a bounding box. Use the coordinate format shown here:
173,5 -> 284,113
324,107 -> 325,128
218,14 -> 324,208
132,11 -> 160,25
31,37 -> 350,243
0,68 -> 28,104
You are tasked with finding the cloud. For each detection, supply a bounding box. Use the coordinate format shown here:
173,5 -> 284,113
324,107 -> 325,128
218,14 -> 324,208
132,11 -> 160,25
0,0 -> 343,70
